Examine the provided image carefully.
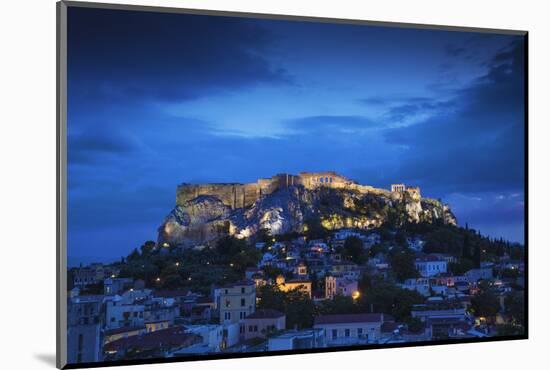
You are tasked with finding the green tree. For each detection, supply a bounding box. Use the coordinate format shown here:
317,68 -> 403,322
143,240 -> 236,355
258,285 -> 315,329
388,248 -> 418,282
505,291 -> 525,326
406,317 -> 425,333
473,244 -> 481,268
140,240 -> 156,255
357,283 -> 424,321
342,236 -> 367,264
448,259 -> 474,275
127,248 -> 141,262
471,290 -> 500,318
304,217 -> 329,240
317,295 -> 360,315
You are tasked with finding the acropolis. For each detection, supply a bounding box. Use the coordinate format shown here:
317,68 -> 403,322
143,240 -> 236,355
176,172 -> 420,209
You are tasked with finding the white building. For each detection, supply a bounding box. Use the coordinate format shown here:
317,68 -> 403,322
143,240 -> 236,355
105,295 -> 145,329
313,313 -> 384,345
415,256 -> 448,277
268,329 -> 325,351
184,324 -> 225,352
401,278 -> 431,297
325,275 -> 359,299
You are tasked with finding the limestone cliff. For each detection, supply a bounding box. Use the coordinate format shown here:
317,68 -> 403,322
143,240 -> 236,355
158,179 -> 456,248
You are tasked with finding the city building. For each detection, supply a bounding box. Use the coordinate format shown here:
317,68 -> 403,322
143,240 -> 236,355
67,295 -> 104,364
267,329 -> 326,351
104,277 -> 133,295
216,280 -> 256,325
242,309 -> 286,340
313,313 -> 385,345
325,275 -> 359,299
275,275 -> 312,298
415,255 -> 448,277
105,295 -> 145,329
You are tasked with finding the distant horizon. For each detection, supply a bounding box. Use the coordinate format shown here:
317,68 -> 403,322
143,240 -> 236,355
67,8 -> 525,263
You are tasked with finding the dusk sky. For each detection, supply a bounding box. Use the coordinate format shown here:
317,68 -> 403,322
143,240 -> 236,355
67,7 -> 525,265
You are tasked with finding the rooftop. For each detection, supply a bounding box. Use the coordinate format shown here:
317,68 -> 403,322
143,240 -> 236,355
314,313 -> 384,325
104,326 -> 201,352
104,326 -> 145,336
245,309 -> 285,319
217,279 -> 256,289
152,289 -> 191,298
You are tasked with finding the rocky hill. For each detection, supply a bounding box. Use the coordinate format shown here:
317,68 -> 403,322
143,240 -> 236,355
158,183 -> 456,248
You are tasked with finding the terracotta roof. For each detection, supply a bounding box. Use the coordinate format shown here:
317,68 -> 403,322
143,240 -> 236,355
103,326 -> 201,352
152,289 -> 190,298
245,309 -> 285,319
314,313 -> 383,325
104,326 -> 145,336
219,279 -> 255,288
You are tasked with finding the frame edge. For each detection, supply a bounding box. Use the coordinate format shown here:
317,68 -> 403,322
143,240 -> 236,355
57,1 -> 68,368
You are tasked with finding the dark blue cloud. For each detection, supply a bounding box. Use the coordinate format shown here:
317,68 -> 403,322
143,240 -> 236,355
68,129 -> 140,165
381,40 -> 525,194
66,7 -> 526,261
68,7 -> 291,104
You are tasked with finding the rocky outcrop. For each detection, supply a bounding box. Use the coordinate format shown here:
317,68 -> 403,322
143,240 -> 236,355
158,184 -> 456,248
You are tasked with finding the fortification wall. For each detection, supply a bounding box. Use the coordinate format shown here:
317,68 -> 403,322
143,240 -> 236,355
299,171 -> 354,189
176,183 -> 262,209
176,172 -> 414,210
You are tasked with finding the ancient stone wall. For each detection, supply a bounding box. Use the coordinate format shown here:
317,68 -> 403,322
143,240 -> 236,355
298,171 -> 355,189
176,183 -> 263,209
176,172 -> 415,210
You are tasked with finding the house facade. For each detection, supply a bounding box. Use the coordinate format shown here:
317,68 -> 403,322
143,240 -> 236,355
313,313 -> 384,346
325,275 -> 359,299
415,256 -> 448,277
242,309 -> 286,340
216,280 -> 256,325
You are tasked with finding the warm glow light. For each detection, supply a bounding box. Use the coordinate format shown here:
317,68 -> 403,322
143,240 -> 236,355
352,291 -> 360,300
155,277 -> 160,282
163,242 -> 170,248
230,263 -> 234,267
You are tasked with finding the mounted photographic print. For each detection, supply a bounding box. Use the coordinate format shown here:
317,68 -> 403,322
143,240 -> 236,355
57,1 -> 528,368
